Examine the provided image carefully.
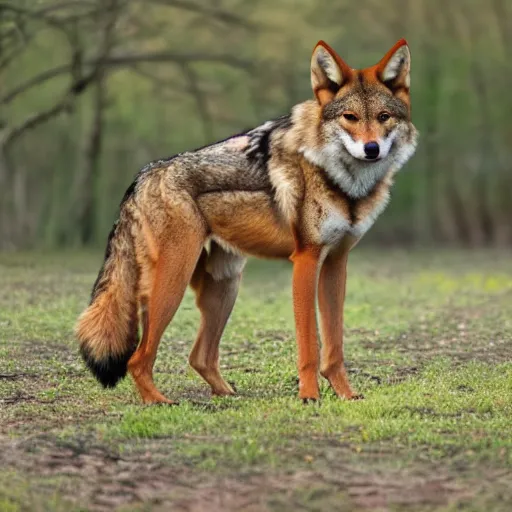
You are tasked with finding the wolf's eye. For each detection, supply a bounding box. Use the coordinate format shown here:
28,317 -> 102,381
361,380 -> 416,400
378,112 -> 391,122
342,113 -> 358,122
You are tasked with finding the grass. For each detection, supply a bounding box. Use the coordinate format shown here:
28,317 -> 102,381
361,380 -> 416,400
111,360 -> 512,469
0,249 -> 511,511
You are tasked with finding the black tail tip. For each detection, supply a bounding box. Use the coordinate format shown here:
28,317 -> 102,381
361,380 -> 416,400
80,344 -> 133,388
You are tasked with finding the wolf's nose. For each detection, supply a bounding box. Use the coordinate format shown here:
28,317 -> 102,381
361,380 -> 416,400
364,141 -> 380,159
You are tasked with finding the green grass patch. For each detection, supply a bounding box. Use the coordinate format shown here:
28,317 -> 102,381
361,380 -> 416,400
1,249 -> 511,510
105,360 -> 512,470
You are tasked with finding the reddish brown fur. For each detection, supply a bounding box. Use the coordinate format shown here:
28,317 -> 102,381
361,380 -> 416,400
198,192 -> 295,258
76,39 -> 417,404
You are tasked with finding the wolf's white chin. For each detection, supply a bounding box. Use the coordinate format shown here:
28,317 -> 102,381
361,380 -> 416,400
339,129 -> 397,161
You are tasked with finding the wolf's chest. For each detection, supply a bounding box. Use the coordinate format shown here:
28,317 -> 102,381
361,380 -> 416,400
319,190 -> 390,245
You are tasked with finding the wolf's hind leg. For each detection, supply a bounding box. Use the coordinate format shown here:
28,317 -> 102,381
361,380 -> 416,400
128,214 -> 206,404
189,242 -> 245,396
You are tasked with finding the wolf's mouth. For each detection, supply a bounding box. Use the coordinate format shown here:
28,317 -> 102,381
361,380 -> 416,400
351,154 -> 382,163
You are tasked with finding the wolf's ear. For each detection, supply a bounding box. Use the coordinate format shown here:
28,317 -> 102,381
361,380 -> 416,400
377,39 -> 411,94
311,41 -> 352,105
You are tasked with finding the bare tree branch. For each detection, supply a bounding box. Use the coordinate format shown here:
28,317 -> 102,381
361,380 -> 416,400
181,63 -> 213,142
0,2 -> 93,32
1,78 -> 85,149
128,64 -> 186,93
1,65 -> 67,104
0,1 -> 250,149
0,1 -> 96,11
75,0 -> 119,244
145,0 -> 257,30
0,24 -> 36,71
1,0 -> 122,149
491,0 -> 511,54
0,1 -> 102,73
106,50 -> 253,68
1,51 -> 253,105
29,1 -> 98,13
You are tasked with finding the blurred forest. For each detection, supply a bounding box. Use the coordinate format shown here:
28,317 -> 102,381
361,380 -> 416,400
0,0 -> 511,250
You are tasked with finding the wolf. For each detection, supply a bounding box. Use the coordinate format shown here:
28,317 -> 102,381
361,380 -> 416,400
76,39 -> 418,404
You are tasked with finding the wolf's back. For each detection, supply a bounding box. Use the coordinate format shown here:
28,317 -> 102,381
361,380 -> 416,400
76,208 -> 139,388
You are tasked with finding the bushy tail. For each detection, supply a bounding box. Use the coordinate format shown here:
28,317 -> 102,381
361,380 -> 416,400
76,215 -> 139,388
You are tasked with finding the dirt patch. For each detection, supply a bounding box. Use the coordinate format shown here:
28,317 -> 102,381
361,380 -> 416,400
363,291 -> 512,366
0,435 -> 497,512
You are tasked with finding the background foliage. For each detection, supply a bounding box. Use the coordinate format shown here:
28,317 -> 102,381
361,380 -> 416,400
1,0 -> 511,249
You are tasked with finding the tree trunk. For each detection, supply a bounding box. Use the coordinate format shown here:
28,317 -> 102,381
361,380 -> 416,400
76,74 -> 106,245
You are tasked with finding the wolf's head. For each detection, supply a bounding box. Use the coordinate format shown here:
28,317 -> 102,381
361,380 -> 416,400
303,39 -> 418,197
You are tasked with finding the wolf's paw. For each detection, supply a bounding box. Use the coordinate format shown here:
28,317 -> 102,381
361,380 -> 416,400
346,393 -> 364,401
146,398 -> 179,406
141,394 -> 178,406
211,380 -> 237,396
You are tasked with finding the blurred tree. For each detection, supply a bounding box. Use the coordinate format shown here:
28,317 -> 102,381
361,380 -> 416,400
0,0 -> 510,249
0,0 -> 255,247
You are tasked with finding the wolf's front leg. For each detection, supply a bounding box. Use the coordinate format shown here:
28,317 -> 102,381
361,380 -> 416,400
317,246 -> 359,400
291,246 -> 322,401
